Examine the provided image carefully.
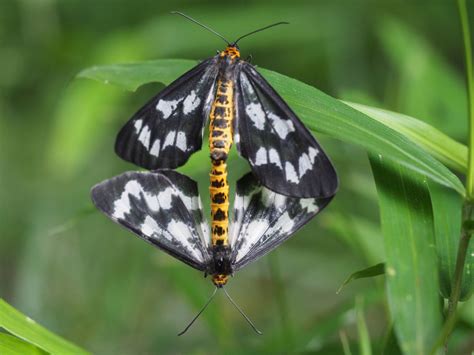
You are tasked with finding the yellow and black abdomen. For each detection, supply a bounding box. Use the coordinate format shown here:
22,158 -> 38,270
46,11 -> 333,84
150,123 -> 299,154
209,78 -> 234,252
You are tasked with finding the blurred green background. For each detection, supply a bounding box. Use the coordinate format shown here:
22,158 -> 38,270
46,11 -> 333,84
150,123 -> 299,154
1,0 -> 472,354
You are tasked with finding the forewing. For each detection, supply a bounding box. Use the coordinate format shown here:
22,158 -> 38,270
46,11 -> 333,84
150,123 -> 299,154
91,170 -> 210,270
229,172 -> 332,271
235,63 -> 338,198
115,57 -> 219,170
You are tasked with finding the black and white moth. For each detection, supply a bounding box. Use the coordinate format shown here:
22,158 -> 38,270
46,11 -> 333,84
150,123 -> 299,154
91,170 -> 332,284
115,14 -> 338,199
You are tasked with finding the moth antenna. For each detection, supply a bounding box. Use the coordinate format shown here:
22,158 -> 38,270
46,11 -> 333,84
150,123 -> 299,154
223,286 -> 263,335
171,11 -> 231,46
233,22 -> 289,45
177,287 -> 218,336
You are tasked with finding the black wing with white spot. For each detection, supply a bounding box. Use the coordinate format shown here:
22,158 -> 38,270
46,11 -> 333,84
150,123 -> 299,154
115,57 -> 219,170
91,170 -> 210,271
235,63 -> 338,198
229,172 -> 332,271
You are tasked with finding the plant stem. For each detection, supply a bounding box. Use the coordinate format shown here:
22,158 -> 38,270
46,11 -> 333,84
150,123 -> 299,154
458,0 -> 474,199
442,202 -> 474,350
435,1 -> 474,352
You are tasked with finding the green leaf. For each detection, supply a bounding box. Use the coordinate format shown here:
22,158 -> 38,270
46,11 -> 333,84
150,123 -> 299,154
0,334 -> 46,355
0,299 -> 90,355
428,183 -> 473,300
356,297 -> 373,355
337,263 -> 385,294
339,331 -> 353,355
78,59 -> 464,196
370,156 -> 442,355
78,59 -> 194,92
346,102 -> 467,174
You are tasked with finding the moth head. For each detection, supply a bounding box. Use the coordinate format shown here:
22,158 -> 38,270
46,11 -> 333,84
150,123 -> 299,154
220,45 -> 240,59
212,274 -> 229,287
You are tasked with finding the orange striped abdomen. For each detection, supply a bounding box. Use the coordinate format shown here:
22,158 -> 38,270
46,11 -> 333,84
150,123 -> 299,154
209,78 -> 234,248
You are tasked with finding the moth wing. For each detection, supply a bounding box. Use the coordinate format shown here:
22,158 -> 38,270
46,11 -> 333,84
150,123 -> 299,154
91,170 -> 210,271
229,172 -> 332,271
115,57 -> 219,170
234,63 -> 338,198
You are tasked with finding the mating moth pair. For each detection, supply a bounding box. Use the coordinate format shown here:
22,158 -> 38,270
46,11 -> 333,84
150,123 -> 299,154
91,12 -> 338,334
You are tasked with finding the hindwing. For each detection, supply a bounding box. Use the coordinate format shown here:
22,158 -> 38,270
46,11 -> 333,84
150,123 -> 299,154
229,172 -> 332,271
91,170 -> 210,270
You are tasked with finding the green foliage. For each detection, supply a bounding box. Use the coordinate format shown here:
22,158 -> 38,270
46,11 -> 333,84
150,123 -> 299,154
0,299 -> 89,354
356,297 -> 373,355
371,157 -> 442,355
0,334 -> 46,355
1,1 -> 473,354
347,103 -> 467,174
337,263 -> 385,294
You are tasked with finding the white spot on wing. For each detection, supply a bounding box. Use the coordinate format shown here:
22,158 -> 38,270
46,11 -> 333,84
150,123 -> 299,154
113,180 -> 141,219
267,112 -> 295,139
176,131 -> 187,151
162,131 -> 176,149
299,198 -> 319,213
112,180 -> 178,220
298,147 -> 320,178
268,148 -> 283,169
298,153 -> 312,177
179,193 -> 194,212
134,119 -> 143,133
236,218 -> 270,260
261,187 -> 286,210
183,90 -> 201,114
254,147 -> 267,165
160,131 -> 187,152
285,162 -> 299,183
308,147 -> 319,161
156,98 -> 183,119
113,181 -> 156,218
245,103 -> 265,130
157,186 -> 174,209
138,125 -> 151,149
150,139 -> 161,157
141,216 -> 159,237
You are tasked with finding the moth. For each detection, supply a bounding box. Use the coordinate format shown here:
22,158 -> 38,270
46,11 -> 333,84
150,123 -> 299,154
91,169 -> 332,334
115,12 -> 338,199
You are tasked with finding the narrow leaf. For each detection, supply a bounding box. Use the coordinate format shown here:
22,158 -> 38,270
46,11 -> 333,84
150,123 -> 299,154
78,59 -> 194,92
347,102 -> 467,174
77,59 -> 465,196
370,156 -> 442,355
0,299 -> 89,355
0,334 -> 46,355
339,331 -> 353,355
356,297 -> 373,355
337,263 -> 385,294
